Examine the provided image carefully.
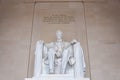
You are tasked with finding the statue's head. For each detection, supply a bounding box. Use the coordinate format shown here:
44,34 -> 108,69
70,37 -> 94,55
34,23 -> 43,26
56,30 -> 63,41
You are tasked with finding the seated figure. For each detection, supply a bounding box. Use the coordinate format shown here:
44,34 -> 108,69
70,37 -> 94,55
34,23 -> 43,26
33,30 -> 86,79
43,30 -> 76,74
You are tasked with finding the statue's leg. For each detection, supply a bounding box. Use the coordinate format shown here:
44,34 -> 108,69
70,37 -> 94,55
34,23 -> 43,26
48,49 -> 55,74
61,50 -> 69,74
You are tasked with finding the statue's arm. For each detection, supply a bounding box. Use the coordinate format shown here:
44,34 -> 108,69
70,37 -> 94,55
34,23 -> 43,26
68,40 -> 78,66
68,46 -> 76,66
43,42 -> 54,60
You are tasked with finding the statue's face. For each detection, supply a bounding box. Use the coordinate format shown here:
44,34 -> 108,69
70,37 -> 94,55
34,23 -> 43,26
56,30 -> 63,40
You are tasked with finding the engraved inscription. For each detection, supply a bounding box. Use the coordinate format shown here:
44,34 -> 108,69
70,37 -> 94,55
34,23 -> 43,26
43,14 -> 75,24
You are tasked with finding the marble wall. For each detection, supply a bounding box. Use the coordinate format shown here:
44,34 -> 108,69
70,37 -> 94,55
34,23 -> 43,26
0,0 -> 120,80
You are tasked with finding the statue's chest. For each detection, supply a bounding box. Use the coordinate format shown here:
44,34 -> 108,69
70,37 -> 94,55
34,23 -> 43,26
54,42 -> 64,51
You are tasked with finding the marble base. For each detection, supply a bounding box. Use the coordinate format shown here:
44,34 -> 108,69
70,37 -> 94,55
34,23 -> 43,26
25,74 -> 90,80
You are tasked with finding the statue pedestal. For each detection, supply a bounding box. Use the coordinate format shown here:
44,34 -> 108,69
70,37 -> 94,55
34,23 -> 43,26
25,74 -> 90,80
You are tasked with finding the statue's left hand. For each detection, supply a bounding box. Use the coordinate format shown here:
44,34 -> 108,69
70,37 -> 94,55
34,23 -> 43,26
68,57 -> 76,66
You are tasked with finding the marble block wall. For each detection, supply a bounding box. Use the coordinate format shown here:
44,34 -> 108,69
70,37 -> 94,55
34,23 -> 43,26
0,0 -> 120,80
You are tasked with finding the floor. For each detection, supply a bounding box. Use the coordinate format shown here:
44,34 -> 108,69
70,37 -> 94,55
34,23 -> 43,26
0,0 -> 120,80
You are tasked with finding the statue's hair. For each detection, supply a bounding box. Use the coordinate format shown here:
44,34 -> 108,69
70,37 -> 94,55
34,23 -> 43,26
56,30 -> 63,36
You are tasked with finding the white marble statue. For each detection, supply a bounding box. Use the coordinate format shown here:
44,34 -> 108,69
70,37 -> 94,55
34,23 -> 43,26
43,30 -> 76,74
25,30 -> 89,80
